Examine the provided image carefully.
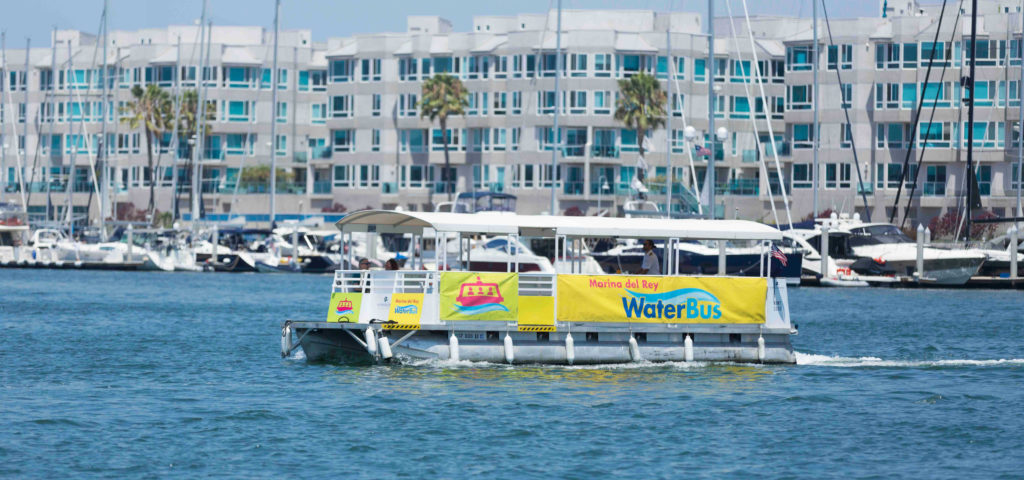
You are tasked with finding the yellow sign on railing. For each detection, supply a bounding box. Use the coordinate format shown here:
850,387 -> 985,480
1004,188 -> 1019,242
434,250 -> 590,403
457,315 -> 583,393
386,293 -> 424,329
440,272 -> 518,321
326,292 -> 362,323
556,275 -> 766,324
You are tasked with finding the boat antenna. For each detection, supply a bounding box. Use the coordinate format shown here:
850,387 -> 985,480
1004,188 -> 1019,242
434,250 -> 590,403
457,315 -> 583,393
888,0 -> 949,225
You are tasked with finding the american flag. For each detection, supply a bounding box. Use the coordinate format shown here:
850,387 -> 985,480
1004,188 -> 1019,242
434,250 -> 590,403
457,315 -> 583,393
769,244 -> 788,267
694,144 -> 712,157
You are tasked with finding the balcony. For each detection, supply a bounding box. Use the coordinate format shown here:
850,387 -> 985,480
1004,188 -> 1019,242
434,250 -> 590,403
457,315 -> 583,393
717,179 -> 759,196
562,181 -> 584,195
313,181 -> 331,194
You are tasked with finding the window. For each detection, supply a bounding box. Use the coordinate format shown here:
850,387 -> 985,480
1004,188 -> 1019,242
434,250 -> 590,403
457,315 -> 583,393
1012,164 -> 1023,191
901,83 -> 917,109
333,165 -> 351,187
967,80 -> 995,107
493,92 -> 508,115
332,130 -> 355,152
594,54 -> 612,77
399,93 -> 418,117
693,58 -> 706,82
876,163 -> 915,189
309,71 -> 327,91
825,163 -> 852,189
467,91 -> 489,116
537,91 -> 557,115
298,71 -> 310,91
224,100 -> 254,122
962,121 -> 1004,149
921,82 -> 950,108
730,96 -> 750,119
876,123 -> 910,149
539,53 -> 559,77
467,55 -> 490,79
311,104 -> 326,125
398,58 -> 419,81
787,85 -> 812,110
467,128 -> 490,152
276,102 -> 287,124
786,45 -> 813,71
358,164 -> 380,188
493,55 -> 508,78
793,124 -> 814,149
840,123 -> 853,149
918,122 -> 950,148
259,68 -> 287,89
360,58 -> 381,82
875,43 -> 900,69
568,91 -> 586,114
401,165 -> 427,188
371,129 -> 381,152
827,44 -> 853,70
431,128 -> 462,151
594,91 -> 612,115
226,134 -> 254,156
875,83 -> 900,109
331,95 -> 353,118
999,80 -> 1021,107
902,43 -> 918,68
924,165 -> 946,196
792,163 -> 812,189
568,54 -> 587,77
670,93 -> 684,117
920,41 -> 952,67
400,129 -> 427,153
371,94 -> 381,117
977,165 -> 991,196
730,60 -> 751,83
275,135 -> 287,157
330,59 -> 353,83
840,84 -> 853,109
226,67 -> 256,88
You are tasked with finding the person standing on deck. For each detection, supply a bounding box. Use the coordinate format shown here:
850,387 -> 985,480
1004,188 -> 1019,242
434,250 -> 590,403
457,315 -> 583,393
638,240 -> 661,275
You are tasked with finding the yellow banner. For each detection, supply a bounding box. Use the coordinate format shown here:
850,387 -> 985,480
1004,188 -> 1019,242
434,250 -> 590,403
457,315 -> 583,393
440,272 -> 518,321
387,293 -> 424,326
326,292 -> 362,323
556,275 -> 766,324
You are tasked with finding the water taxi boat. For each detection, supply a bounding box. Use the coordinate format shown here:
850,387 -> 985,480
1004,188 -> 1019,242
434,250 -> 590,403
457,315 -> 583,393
281,210 -> 797,365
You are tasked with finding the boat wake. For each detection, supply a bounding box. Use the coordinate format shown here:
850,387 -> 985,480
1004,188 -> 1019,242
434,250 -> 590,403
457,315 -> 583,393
795,352 -> 1024,368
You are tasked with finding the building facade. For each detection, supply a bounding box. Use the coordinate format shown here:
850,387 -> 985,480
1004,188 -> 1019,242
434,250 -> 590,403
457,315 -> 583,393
2,1 -> 1023,226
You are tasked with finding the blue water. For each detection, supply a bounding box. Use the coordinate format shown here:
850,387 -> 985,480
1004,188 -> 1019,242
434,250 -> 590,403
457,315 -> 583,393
2,269 -> 1022,479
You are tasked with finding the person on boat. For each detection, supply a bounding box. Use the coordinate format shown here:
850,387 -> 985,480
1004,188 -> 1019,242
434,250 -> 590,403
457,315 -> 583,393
358,258 -> 371,270
639,239 -> 661,275
384,259 -> 400,270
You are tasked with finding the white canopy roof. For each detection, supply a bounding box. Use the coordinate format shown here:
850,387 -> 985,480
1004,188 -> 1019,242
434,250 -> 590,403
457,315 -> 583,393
336,210 -> 781,241
614,34 -> 657,53
472,36 -> 508,53
326,42 -> 358,58
222,47 -> 261,65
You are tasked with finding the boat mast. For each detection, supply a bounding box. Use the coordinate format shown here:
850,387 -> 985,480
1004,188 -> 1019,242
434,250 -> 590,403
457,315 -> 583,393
65,38 -> 76,231
965,0 -> 978,241
665,13 -> 673,218
99,0 -> 108,238
550,0 -> 562,216
269,0 -> 280,225
707,0 -> 715,219
812,0 -> 819,217
170,35 -> 181,220
191,0 -> 208,226
47,27 -> 58,223
1018,1 -> 1023,229
1,31 -> 5,205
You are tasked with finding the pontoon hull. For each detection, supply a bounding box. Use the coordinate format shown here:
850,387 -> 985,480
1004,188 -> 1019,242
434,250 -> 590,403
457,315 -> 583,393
291,323 -> 796,365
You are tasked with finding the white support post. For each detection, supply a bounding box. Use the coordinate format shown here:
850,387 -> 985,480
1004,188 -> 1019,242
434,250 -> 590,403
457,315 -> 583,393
820,225 -> 830,280
916,223 -> 925,280
1009,226 -> 1018,280
717,240 -> 726,276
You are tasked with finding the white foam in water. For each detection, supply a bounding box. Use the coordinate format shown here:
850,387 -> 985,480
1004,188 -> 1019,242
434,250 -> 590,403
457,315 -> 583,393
795,352 -> 1024,368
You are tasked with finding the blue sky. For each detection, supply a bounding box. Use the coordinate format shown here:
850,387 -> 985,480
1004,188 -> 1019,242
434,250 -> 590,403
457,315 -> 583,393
3,1 -> 898,45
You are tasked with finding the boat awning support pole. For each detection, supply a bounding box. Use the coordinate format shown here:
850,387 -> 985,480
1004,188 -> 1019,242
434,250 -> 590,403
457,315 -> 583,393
343,327 -> 368,349
1009,226 -> 1018,279
717,240 -> 726,275
506,234 -> 512,272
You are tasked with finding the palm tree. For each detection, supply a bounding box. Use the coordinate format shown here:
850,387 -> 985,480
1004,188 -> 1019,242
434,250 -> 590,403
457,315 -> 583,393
420,73 -> 468,201
120,84 -> 172,218
614,72 -> 666,189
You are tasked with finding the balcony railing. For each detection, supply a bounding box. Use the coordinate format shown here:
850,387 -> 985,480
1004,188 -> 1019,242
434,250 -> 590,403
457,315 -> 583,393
592,145 -> 619,158
313,181 -> 331,194
562,181 -> 584,195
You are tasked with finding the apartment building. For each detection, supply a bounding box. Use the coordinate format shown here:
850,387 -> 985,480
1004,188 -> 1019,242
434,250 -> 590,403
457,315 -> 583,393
2,1 -> 1022,226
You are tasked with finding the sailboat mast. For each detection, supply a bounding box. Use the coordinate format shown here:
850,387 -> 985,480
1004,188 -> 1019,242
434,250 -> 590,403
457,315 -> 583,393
812,0 -> 819,217
65,39 -> 76,231
665,14 -> 673,218
1,31 -> 5,205
47,26 -> 58,223
191,0 -> 208,226
1018,0 -> 1023,227
99,0 -> 108,237
550,0 -> 562,216
966,0 -> 978,241
269,0 -> 280,225
170,35 -> 181,220
707,0 -> 715,219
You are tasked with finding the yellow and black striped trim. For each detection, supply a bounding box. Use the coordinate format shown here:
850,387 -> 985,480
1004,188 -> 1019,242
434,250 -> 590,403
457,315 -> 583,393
382,323 -> 420,330
518,325 -> 556,333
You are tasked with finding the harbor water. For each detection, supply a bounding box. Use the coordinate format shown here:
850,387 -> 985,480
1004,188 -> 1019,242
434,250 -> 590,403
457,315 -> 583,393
2,269 -> 1022,478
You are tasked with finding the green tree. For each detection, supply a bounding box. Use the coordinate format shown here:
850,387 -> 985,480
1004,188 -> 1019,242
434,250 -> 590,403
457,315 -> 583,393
614,72 -> 666,160
420,73 -> 468,201
120,84 -> 172,218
